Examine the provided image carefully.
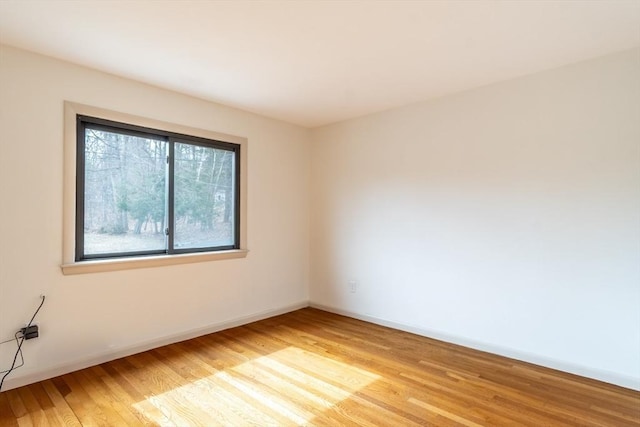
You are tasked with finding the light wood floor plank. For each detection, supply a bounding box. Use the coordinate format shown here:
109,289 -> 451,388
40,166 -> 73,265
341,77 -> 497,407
0,391 -> 20,427
40,380 -> 83,427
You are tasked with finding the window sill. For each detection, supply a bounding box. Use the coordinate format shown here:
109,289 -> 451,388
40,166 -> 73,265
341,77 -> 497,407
61,249 -> 249,275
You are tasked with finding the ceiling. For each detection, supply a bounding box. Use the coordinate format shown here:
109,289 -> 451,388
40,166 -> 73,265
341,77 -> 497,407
1,1 -> 638,128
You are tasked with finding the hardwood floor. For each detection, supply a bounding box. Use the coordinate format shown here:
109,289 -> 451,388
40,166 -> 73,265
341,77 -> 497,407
1,308 -> 639,426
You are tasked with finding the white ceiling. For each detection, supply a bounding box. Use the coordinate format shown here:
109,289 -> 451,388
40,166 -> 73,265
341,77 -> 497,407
1,1 -> 639,128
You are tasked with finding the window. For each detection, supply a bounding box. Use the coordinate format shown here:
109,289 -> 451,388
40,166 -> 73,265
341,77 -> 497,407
62,103 -> 247,274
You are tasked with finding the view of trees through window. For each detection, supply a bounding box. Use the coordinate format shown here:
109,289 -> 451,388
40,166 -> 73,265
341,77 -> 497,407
174,141 -> 235,250
81,125 -> 236,258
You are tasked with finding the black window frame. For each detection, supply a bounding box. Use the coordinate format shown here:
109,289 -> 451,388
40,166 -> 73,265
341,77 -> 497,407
75,115 -> 241,261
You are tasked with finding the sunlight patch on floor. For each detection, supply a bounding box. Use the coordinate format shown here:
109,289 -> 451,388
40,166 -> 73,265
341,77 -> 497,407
132,346 -> 380,426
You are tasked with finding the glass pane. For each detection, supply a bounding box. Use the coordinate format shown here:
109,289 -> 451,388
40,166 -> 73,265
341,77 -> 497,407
83,128 -> 167,256
174,142 -> 235,250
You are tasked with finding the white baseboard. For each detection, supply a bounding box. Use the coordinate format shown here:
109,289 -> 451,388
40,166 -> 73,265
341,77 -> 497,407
2,300 -> 309,392
6,300 -> 638,392
310,302 -> 640,391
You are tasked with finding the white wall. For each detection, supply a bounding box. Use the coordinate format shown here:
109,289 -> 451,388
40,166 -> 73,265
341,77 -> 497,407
0,45 -> 310,389
310,49 -> 640,389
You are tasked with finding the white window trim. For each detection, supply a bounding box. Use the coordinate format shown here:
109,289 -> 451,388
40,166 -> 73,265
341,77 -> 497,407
61,102 -> 248,275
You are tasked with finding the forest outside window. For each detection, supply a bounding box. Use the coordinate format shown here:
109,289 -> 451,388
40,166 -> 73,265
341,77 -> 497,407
76,115 -> 240,261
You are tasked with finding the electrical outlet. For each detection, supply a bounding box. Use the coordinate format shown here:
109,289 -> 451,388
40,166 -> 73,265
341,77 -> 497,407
20,325 -> 39,340
349,280 -> 357,293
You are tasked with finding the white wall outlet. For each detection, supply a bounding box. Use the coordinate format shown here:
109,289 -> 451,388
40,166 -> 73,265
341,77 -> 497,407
348,280 -> 357,293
